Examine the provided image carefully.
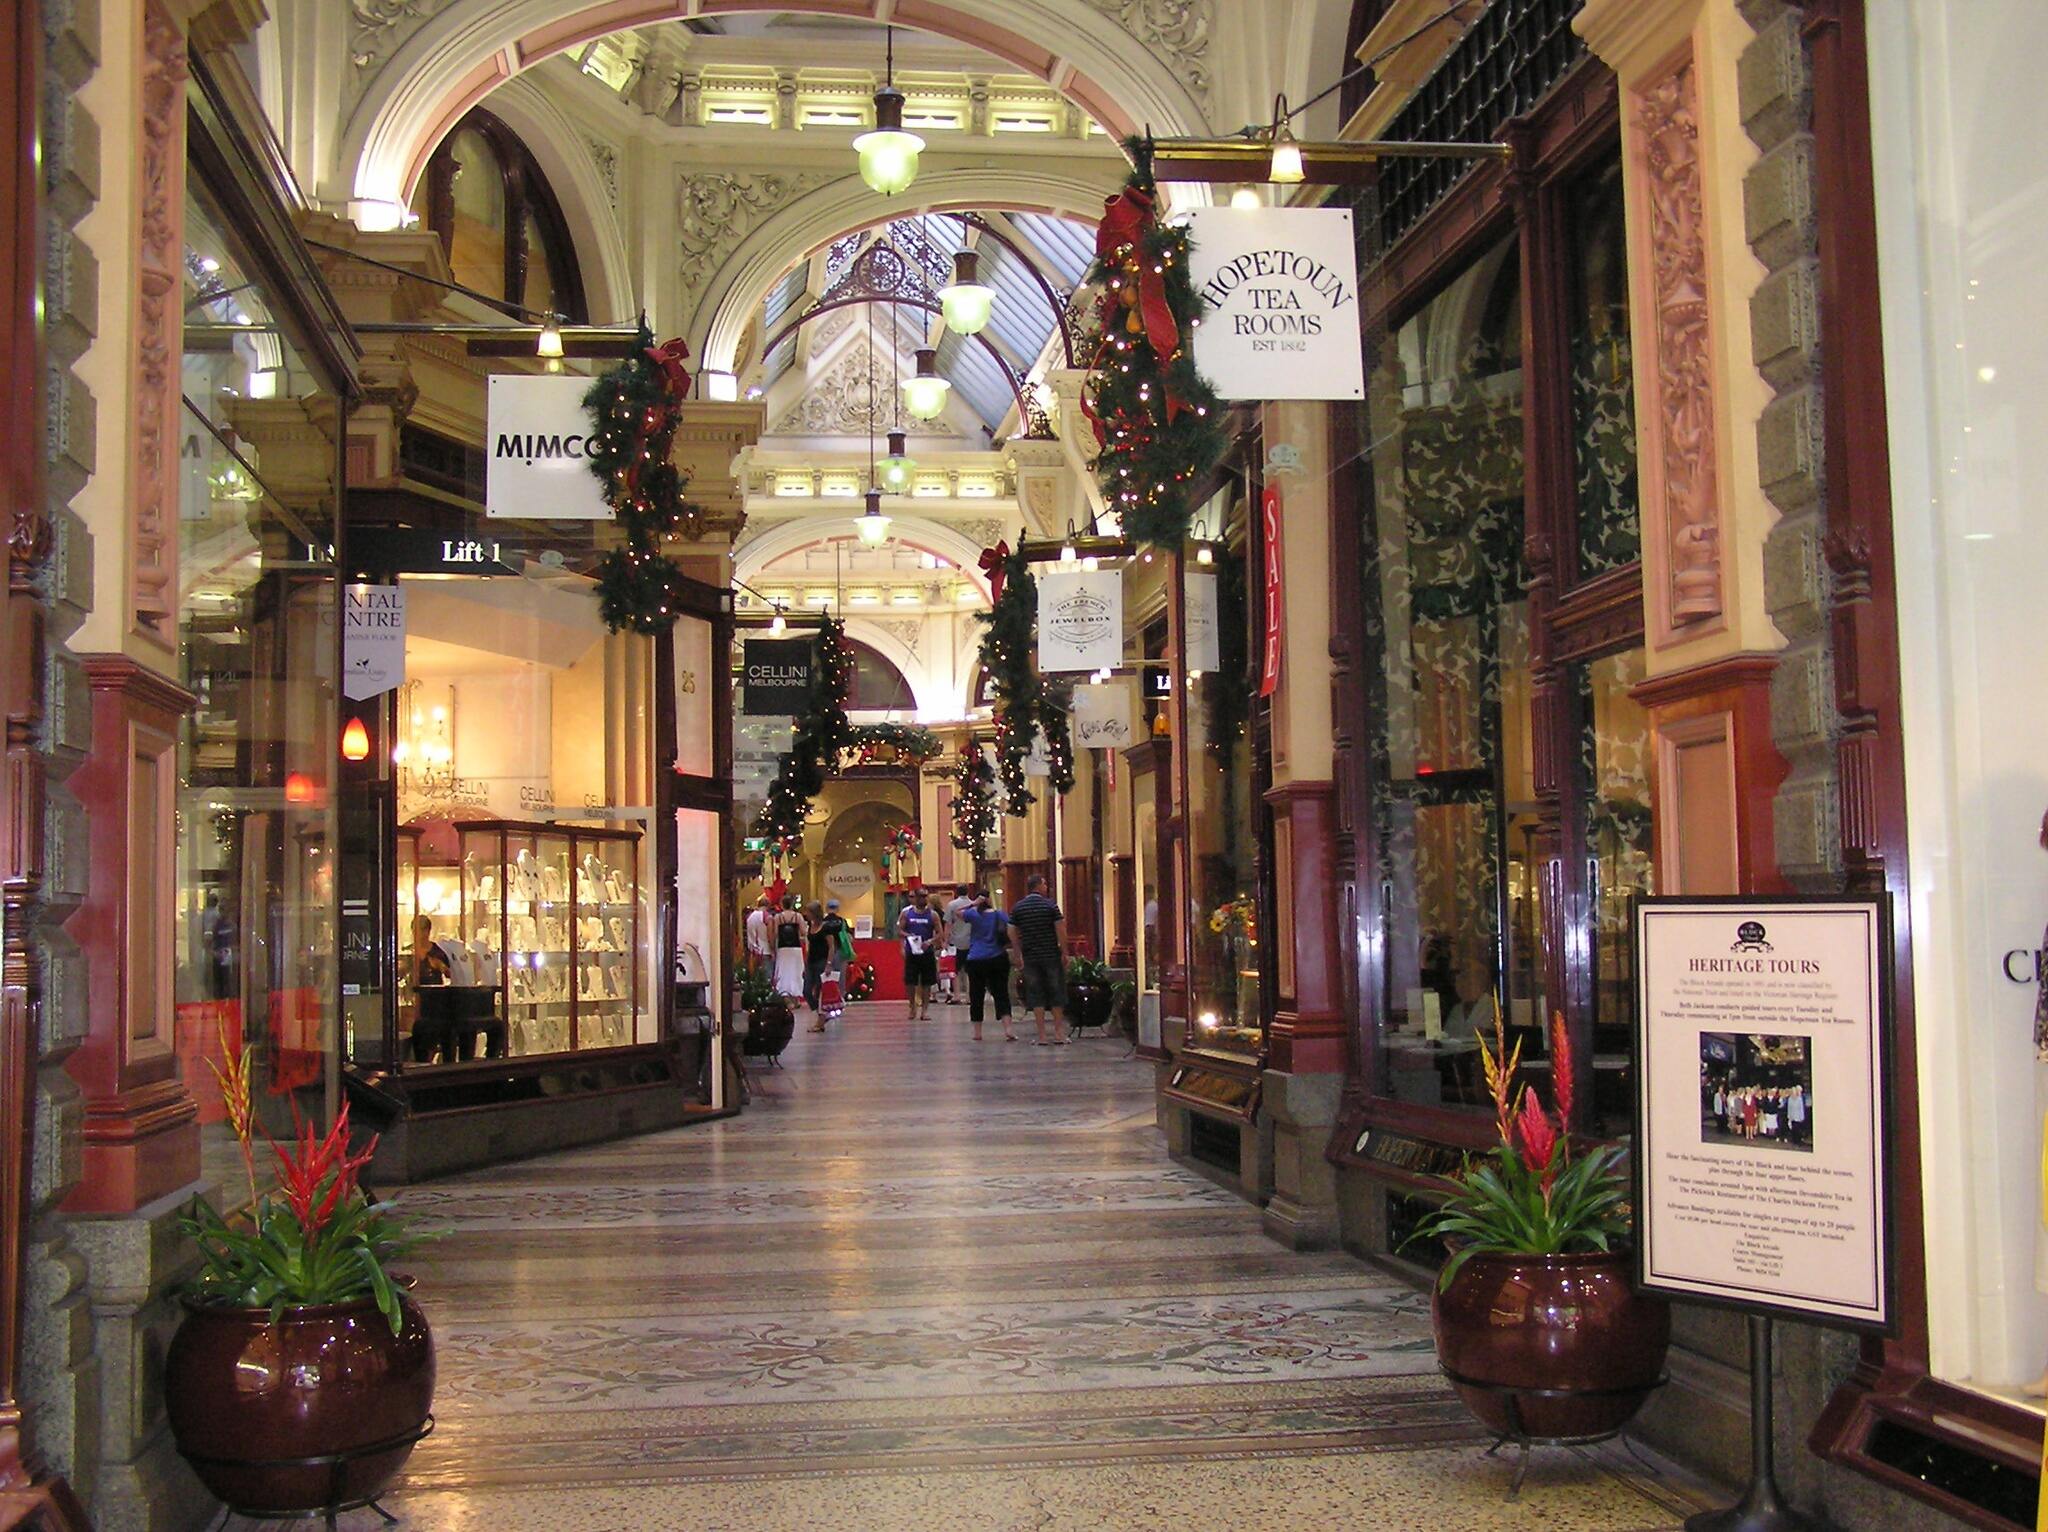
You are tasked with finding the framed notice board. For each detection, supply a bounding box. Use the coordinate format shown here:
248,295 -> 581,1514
1633,895 -> 1893,1331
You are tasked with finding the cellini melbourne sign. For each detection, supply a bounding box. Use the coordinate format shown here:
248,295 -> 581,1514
1184,207 -> 1364,401
486,375 -> 615,520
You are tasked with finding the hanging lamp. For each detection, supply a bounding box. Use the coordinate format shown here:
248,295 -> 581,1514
856,308 -> 892,547
879,429 -> 916,492
939,250 -> 994,336
1267,94 -> 1305,184
853,27 -> 924,196
902,347 -> 950,421
856,488 -> 893,547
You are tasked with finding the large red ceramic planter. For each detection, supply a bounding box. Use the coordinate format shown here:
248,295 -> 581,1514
165,1294 -> 435,1514
1431,1249 -> 1669,1441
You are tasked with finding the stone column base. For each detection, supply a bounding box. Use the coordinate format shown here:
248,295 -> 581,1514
1259,1067 -> 1342,1250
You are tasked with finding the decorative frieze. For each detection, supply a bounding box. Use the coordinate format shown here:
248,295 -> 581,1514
1084,0 -> 1211,107
676,171 -> 834,330
131,0 -> 188,645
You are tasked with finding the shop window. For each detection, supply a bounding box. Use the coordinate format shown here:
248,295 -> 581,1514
177,177 -> 343,1135
1343,134 -> 1646,1138
409,110 -> 588,323
1184,489 -> 1268,1058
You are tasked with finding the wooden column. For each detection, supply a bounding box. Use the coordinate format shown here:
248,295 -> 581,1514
1265,781 -> 1344,1074
61,660 -> 199,1213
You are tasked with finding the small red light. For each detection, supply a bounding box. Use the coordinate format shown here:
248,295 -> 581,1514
284,771 -> 317,804
340,717 -> 370,762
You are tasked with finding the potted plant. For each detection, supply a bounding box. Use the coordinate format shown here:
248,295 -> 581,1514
167,1029 -> 433,1516
1064,956 -> 1115,1032
1409,1010 -> 1668,1442
739,968 -> 795,1063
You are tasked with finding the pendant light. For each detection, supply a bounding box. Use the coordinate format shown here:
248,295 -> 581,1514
535,317 -> 564,358
939,249 -> 994,336
902,347 -> 950,421
1267,93 -> 1305,184
769,604 -> 788,637
877,297 -> 916,490
340,716 -> 371,762
854,27 -> 924,196
855,305 -> 892,547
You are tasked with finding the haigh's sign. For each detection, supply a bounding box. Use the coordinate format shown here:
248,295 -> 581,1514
486,374 -> 616,520
1185,207 -> 1365,402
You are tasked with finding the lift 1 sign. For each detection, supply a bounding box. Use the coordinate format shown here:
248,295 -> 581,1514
1185,207 -> 1363,401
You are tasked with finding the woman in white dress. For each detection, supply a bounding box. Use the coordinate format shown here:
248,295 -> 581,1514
770,895 -> 809,1000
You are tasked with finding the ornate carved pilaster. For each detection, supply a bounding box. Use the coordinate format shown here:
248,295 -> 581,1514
1633,51 -> 1724,641
132,0 -> 189,645
674,171 -> 834,339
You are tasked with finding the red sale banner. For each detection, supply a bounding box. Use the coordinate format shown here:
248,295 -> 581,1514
1259,484 -> 1284,697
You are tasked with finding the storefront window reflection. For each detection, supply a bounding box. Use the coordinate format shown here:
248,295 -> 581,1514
175,178 -> 341,1136
1577,647 -> 1653,1134
1567,159 -> 1640,578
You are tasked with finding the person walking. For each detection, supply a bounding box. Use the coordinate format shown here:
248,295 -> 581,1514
897,887 -> 939,1021
962,890 -> 1016,1043
745,895 -> 772,979
945,885 -> 976,994
806,900 -> 850,1031
1008,874 -> 1068,1046
770,895 -> 808,1002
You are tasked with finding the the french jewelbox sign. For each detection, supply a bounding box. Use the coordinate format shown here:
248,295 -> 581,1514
1037,568 -> 1123,673
1633,896 -> 1893,1330
486,374 -> 615,520
1184,207 -> 1364,401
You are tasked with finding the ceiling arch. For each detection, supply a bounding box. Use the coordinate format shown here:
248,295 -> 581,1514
338,0 -> 1211,225
483,77 -> 635,325
733,515 -> 996,597
694,168 -> 1111,377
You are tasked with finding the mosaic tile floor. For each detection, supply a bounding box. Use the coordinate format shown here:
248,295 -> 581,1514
288,1005 -> 1715,1530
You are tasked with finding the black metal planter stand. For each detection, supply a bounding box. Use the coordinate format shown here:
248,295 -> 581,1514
192,1415 -> 434,1532
1441,1366 -> 1669,1498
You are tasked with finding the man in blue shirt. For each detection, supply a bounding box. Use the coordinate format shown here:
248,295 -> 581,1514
896,886 -> 940,1021
1008,875 -> 1068,1046
962,890 -> 1016,1043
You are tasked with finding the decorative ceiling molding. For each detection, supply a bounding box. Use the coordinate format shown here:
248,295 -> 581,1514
768,337 -> 965,438
1085,0 -> 1211,108
677,170 -> 838,336
347,0 -> 449,100
585,137 -> 620,210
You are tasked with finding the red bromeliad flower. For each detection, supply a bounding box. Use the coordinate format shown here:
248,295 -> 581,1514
269,1102 -> 379,1237
1513,1091 -> 1561,1188
1548,1008 -> 1576,1128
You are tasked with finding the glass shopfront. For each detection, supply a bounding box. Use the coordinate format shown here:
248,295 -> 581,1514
175,169 -> 344,1137
1338,128 -> 1647,1151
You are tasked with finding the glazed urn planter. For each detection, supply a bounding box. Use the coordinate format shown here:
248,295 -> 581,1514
166,1294 -> 435,1514
1431,1248 -> 1668,1441
1064,980 -> 1114,1032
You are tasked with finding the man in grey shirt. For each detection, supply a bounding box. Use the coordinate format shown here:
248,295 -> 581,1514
944,887 -> 977,1004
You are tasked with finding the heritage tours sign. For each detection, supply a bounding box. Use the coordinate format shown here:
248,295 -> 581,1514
742,638 -> 813,716
1634,896 -> 1893,1329
1184,207 -> 1365,401
1036,568 -> 1123,673
485,374 -> 615,521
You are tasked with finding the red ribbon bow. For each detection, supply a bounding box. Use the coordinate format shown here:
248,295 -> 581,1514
1096,185 -> 1180,362
645,336 -> 692,401
978,541 -> 1011,605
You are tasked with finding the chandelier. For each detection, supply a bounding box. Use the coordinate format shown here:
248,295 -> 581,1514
853,26 -> 923,197
394,683 -> 456,799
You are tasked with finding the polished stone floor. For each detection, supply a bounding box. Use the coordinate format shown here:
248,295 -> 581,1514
309,1003 -> 1711,1530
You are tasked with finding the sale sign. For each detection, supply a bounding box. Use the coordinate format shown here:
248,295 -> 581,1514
1259,484 -> 1284,697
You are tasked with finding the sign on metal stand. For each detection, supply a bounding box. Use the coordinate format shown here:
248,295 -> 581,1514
1634,894 -> 1894,1531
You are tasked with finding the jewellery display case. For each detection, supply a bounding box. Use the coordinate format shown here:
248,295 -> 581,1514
453,820 -> 643,1055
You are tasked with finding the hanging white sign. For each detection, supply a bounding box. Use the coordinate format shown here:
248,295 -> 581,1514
485,374 -> 616,521
1036,569 -> 1124,673
341,584 -> 406,701
1184,570 -> 1221,674
823,862 -> 874,899
1071,681 -> 1136,750
1184,207 -> 1364,401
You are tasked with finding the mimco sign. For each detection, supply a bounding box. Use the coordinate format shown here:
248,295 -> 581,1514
485,375 -> 615,520
1185,207 -> 1365,401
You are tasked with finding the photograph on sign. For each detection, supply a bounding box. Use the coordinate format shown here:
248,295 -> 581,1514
486,375 -> 616,521
1634,897 -> 1890,1329
1036,569 -> 1123,673
342,584 -> 405,701
1184,570 -> 1221,673
742,637 -> 814,716
1071,680 -> 1135,749
1184,207 -> 1364,401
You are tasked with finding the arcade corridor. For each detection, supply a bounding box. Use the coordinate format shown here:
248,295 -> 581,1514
361,1007 -> 1708,1529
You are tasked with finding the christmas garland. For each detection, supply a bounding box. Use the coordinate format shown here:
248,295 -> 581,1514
950,750 -> 997,852
582,325 -> 704,633
751,618 -> 855,840
1083,142 -> 1227,548
850,723 -> 943,766
975,547 -> 1075,814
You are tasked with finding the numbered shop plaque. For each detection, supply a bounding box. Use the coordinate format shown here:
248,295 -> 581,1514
1633,895 -> 1893,1330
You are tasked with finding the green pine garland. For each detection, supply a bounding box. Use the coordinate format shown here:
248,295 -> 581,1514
582,325 -> 703,633
950,749 -> 997,852
1084,141 -> 1227,548
751,618 -> 855,840
975,548 -> 1075,814
849,722 -> 944,767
